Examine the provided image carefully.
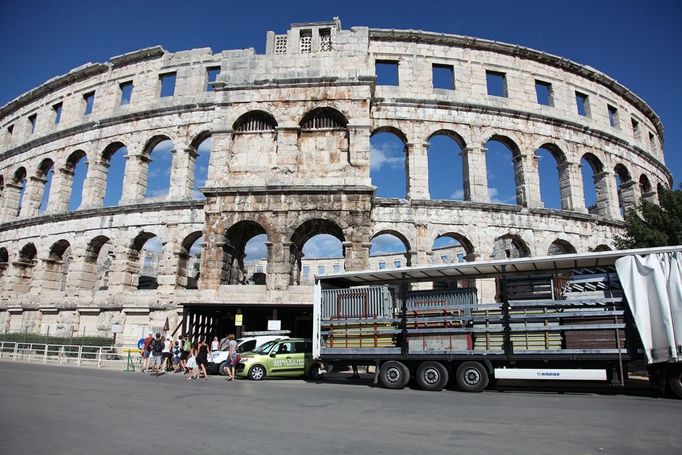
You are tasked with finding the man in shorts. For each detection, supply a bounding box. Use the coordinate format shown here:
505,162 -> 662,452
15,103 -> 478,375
150,333 -> 164,376
141,331 -> 154,373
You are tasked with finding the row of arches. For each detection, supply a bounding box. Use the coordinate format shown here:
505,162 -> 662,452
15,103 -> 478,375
370,128 -> 657,216
0,218 -> 611,294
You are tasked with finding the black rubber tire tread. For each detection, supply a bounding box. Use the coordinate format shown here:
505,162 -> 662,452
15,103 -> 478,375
248,364 -> 266,381
668,365 -> 682,399
455,361 -> 489,393
415,361 -> 449,391
379,360 -> 410,389
218,361 -> 228,376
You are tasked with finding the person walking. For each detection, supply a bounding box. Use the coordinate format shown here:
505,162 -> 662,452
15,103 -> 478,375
185,346 -> 198,380
180,335 -> 192,372
196,337 -> 209,381
211,336 -> 220,352
225,334 -> 238,381
162,335 -> 173,371
141,331 -> 154,373
172,340 -> 182,372
150,333 -> 164,376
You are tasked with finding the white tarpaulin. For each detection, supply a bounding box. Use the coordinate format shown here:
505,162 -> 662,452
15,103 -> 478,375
615,251 -> 682,364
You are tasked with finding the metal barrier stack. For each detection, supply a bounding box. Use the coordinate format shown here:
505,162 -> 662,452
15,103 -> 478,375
0,342 -> 139,369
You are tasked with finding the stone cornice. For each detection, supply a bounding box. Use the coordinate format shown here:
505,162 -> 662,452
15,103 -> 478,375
368,28 -> 664,142
200,185 -> 376,197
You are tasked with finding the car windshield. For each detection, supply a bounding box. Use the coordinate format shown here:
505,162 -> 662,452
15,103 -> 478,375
253,340 -> 278,354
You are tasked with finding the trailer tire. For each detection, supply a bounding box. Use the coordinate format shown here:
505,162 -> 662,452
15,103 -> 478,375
668,365 -> 682,399
415,361 -> 449,391
455,362 -> 489,393
379,361 -> 410,389
308,364 -> 324,380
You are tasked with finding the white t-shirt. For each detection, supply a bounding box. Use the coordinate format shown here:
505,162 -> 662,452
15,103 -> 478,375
211,340 -> 219,351
163,340 -> 172,353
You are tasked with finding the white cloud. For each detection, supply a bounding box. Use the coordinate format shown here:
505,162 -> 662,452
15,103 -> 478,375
142,236 -> 163,253
189,239 -> 203,256
370,234 -> 407,255
450,189 -> 464,200
488,186 -> 516,204
147,187 -> 168,198
302,234 -> 343,259
370,144 -> 405,172
244,234 -> 268,261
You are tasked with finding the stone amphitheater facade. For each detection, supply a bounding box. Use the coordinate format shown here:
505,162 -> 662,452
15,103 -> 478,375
0,19 -> 672,344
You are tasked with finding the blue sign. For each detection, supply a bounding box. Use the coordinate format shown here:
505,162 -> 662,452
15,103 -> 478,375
137,338 -> 145,350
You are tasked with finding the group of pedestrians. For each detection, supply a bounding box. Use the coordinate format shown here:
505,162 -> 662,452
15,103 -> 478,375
139,331 -> 238,381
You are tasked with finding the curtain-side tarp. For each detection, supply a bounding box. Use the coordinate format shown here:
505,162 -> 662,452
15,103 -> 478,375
615,251 -> 682,364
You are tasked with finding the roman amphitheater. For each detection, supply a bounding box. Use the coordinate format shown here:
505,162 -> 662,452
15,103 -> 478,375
0,19 -> 672,344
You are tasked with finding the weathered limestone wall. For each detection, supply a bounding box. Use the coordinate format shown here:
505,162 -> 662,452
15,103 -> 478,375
0,20 -> 672,344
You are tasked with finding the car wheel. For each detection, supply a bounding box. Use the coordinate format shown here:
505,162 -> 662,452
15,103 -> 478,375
379,361 -> 410,389
308,364 -> 324,380
248,364 -> 266,381
416,361 -> 449,391
455,361 -> 489,393
218,361 -> 228,376
668,364 -> 682,399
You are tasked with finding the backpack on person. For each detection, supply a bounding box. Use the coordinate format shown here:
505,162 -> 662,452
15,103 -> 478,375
153,338 -> 164,354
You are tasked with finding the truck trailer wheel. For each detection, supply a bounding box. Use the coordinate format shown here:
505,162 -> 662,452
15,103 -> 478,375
668,365 -> 682,398
379,361 -> 410,389
416,361 -> 449,391
455,362 -> 489,393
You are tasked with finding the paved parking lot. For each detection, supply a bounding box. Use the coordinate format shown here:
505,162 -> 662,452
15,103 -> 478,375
1,361 -> 680,455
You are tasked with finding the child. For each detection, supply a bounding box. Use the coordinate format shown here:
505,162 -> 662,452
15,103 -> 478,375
185,346 -> 198,380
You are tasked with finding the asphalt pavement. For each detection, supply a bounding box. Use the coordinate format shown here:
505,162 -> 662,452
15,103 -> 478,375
0,361 -> 680,455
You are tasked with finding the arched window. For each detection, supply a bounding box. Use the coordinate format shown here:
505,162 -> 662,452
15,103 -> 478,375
103,143 -> 127,207
178,231 -> 203,289
300,107 -> 347,130
427,131 -> 465,200
37,159 -> 55,214
130,233 -> 164,290
192,135 -> 211,200
370,232 -> 410,270
548,239 -> 576,256
233,111 -> 277,133
144,136 -> 174,199
485,137 -> 521,205
45,240 -> 72,291
220,221 -> 269,285
13,167 -> 27,216
370,128 -> 407,198
82,236 -> 114,290
492,234 -> 529,259
535,145 -> 567,210
291,219 -> 345,285
580,153 -> 604,215
66,150 -> 88,211
614,164 -> 632,217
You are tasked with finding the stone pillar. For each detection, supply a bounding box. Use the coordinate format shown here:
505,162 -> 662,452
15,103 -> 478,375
619,180 -> 638,215
343,240 -> 369,272
38,258 -> 62,291
517,152 -> 543,208
462,146 -> 489,202
406,142 -> 428,200
594,171 -> 620,219
19,175 -> 45,218
47,166 -> 73,213
274,125 -> 300,170
563,162 -> 587,213
64,252 -> 92,293
81,159 -> 108,209
155,246 -> 176,291
286,242 -> 303,286
0,182 -> 22,222
348,124 -> 371,170
206,129 -> 233,187
199,235 -> 226,290
641,189 -> 657,205
120,152 -> 149,204
266,241 -> 289,290
169,145 -> 197,200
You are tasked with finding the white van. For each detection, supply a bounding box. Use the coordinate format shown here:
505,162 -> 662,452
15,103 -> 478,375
207,335 -> 289,375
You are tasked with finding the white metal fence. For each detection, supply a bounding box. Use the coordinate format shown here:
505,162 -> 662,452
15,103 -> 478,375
0,341 -> 140,369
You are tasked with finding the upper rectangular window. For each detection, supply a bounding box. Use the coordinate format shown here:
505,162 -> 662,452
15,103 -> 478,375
119,81 -> 133,105
432,64 -> 455,90
53,102 -> 63,124
535,80 -> 553,106
317,265 -> 325,275
378,261 -> 386,269
159,72 -> 176,98
486,70 -> 507,97
649,132 -> 657,151
300,29 -> 312,53
83,91 -> 95,115
394,260 -> 402,268
302,265 -> 310,277
28,114 -> 37,133
7,124 -> 13,137
332,264 -> 341,273
376,60 -> 399,86
631,117 -> 640,139
206,67 -> 220,92
319,28 -> 332,52
608,104 -> 619,128
575,91 -> 590,117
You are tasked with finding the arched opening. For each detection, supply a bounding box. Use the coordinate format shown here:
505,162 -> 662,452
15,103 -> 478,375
614,163 -> 632,217
66,150 -> 88,211
593,244 -> 612,252
103,143 -> 127,207
580,153 -> 604,215
0,176 -> 4,207
291,219 -> 345,285
12,167 -> 27,216
243,233 -> 268,285
535,144 -> 566,210
485,137 -> 521,205
427,131 -> 465,200
37,159 -> 55,214
369,232 -> 410,270
639,174 -> 655,203
233,110 -> 277,132
370,128 -> 407,198
300,107 -> 347,130
299,107 -> 349,169
492,234 -> 530,260
548,239 -> 576,256
129,233 -> 163,289
431,233 -> 475,289
177,231 -> 203,289
144,136 -> 174,199
45,239 -> 72,291
0,247 -> 9,283
191,134 -> 211,200
16,242 -> 37,292
231,111 -> 277,172
82,235 -> 114,290
221,221 -> 268,285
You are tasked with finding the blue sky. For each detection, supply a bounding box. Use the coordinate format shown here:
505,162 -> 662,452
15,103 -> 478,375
3,0 -> 680,261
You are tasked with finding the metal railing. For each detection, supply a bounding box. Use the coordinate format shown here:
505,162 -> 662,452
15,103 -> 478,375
0,341 -> 140,369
